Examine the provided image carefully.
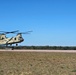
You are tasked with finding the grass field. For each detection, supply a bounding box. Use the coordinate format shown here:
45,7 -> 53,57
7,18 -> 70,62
0,51 -> 76,75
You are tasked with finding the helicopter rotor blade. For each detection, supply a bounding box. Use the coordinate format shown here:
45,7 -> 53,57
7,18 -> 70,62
18,31 -> 33,34
16,31 -> 33,34
0,30 -> 19,34
0,30 -> 32,35
6,30 -> 19,33
0,30 -> 19,33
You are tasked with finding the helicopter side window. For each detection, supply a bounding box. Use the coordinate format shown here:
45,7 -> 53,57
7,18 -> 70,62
14,38 -> 16,40
2,37 -> 4,40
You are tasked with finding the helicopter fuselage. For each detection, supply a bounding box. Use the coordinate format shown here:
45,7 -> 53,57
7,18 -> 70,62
0,30 -> 32,47
0,34 -> 24,45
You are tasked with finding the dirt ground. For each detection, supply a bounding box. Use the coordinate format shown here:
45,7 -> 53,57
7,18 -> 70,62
0,50 -> 76,75
0,49 -> 76,53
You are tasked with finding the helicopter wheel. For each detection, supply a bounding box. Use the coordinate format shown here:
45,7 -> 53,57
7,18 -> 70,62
12,47 -> 14,50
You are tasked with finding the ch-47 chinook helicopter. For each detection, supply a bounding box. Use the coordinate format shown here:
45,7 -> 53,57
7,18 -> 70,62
0,30 -> 32,49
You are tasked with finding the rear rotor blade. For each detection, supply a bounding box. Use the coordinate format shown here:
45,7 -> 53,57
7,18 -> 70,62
0,30 -> 19,33
0,30 -> 19,34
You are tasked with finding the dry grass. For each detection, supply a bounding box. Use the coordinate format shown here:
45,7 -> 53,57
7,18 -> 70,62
0,51 -> 76,75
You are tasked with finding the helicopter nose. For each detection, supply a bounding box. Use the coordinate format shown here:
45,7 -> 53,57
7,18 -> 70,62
22,38 -> 24,41
20,38 -> 24,42
21,37 -> 24,41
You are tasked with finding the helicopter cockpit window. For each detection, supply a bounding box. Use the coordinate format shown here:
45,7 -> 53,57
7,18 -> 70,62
18,36 -> 22,40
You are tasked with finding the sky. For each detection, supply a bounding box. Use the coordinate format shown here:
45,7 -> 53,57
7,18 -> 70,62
0,0 -> 76,46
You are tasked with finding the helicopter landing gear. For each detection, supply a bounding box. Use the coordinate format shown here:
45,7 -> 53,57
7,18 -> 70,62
11,47 -> 14,50
10,44 -> 14,50
5,44 -> 11,50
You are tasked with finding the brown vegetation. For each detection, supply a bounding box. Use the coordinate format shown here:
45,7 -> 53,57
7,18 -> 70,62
0,52 -> 76,75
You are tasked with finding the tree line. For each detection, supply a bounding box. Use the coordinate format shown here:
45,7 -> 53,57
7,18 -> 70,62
0,46 -> 76,50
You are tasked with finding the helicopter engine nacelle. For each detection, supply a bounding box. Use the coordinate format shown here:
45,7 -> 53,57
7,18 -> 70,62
0,34 -> 6,40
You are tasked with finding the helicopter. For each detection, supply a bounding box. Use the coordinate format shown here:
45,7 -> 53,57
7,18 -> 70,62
0,30 -> 32,49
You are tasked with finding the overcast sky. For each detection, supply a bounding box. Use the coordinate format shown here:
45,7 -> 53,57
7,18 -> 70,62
0,0 -> 76,46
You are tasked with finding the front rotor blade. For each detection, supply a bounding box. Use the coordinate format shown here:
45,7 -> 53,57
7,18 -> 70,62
10,30 -> 19,33
19,31 -> 33,34
22,31 -> 33,34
